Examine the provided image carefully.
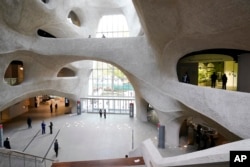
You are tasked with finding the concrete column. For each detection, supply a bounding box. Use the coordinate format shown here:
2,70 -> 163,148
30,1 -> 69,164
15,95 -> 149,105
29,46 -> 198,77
156,110 -> 186,147
158,125 -> 165,148
135,95 -> 148,121
165,119 -> 182,147
0,124 -> 3,147
238,53 -> 250,92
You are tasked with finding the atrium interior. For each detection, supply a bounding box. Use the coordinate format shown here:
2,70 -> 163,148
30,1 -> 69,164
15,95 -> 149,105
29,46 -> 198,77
1,0 -> 250,167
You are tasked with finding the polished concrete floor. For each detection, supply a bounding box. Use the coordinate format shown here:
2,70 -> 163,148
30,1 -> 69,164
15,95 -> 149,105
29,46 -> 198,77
1,101 -> 158,164
1,101 -> 199,167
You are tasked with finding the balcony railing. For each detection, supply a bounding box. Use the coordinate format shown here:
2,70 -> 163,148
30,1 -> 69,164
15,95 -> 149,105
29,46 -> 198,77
0,148 -> 54,167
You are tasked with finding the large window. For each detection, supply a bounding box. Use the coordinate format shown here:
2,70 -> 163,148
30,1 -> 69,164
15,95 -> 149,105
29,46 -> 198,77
84,15 -> 134,114
96,15 -> 129,38
88,61 -> 134,97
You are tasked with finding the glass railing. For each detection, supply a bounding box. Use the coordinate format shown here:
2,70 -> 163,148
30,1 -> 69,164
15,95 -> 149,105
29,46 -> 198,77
0,149 -> 54,167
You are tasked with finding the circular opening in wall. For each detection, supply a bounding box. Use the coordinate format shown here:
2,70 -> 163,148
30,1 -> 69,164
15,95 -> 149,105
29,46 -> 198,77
67,11 -> 81,27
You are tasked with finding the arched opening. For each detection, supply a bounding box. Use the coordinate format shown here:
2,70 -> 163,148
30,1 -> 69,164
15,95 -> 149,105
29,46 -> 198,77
57,67 -> 76,77
82,61 -> 135,115
67,11 -> 81,27
177,49 -> 249,90
179,117 -> 232,151
4,60 -> 24,86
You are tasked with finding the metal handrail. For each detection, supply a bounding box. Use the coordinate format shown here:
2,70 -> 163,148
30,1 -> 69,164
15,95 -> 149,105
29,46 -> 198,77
0,148 -> 54,167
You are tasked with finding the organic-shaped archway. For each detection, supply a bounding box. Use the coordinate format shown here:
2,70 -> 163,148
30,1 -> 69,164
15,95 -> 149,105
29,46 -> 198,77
4,60 -> 24,86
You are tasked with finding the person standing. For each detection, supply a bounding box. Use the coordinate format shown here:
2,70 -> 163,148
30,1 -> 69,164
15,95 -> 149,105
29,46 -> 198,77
55,103 -> 58,111
27,117 -> 32,128
104,109 -> 106,119
182,72 -> 190,83
210,72 -> 217,88
99,109 -> 102,118
50,103 -> 53,113
222,73 -> 228,89
41,121 -> 46,134
54,139 -> 59,157
4,137 -> 11,149
196,124 -> 202,150
49,122 -> 53,134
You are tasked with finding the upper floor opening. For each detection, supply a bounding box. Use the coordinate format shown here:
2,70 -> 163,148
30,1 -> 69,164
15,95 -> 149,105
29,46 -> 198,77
4,60 -> 24,86
177,49 -> 250,92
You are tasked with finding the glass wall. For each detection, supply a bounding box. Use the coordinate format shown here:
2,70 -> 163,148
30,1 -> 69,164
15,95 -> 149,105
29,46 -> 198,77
83,14 -> 135,114
81,97 -> 134,114
88,61 -> 134,97
96,15 -> 129,38
86,61 -> 135,114
198,61 -> 237,90
177,53 -> 238,90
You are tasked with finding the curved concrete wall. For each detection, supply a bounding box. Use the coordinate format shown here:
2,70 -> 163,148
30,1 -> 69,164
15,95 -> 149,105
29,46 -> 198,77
1,0 -> 250,165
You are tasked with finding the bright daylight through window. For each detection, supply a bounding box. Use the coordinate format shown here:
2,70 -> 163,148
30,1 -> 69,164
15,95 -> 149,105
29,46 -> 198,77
83,15 -> 135,114
96,15 -> 129,38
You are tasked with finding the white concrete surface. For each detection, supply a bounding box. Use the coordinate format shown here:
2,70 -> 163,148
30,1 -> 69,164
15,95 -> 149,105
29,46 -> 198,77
1,0 -> 250,166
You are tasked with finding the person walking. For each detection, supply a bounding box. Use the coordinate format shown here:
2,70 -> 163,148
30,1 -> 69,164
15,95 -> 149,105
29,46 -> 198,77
222,73 -> 228,89
49,122 -> 53,134
54,139 -> 59,157
41,121 -> 46,134
27,117 -> 32,128
4,137 -> 11,149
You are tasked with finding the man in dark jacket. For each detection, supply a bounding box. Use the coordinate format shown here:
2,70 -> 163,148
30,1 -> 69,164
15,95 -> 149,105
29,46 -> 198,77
4,137 -> 11,149
54,139 -> 59,157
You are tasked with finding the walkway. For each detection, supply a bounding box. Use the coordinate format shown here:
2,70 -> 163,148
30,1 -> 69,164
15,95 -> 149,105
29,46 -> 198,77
1,101 -> 158,163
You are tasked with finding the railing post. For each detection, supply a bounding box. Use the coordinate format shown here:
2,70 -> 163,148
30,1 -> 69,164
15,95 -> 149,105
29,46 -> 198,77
24,154 -> 25,167
9,153 -> 11,167
132,129 -> 134,150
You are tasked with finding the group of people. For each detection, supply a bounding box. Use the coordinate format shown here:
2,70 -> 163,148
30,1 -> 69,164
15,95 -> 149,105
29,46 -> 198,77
196,125 -> 216,150
210,72 -> 227,89
50,103 -> 58,113
182,72 -> 228,89
99,109 -> 107,119
41,120 -> 59,156
4,119 -> 59,158
41,120 -> 53,134
4,136 -> 59,157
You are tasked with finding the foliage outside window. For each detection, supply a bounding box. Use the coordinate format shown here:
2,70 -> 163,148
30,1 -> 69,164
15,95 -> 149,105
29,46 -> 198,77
88,61 -> 134,97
